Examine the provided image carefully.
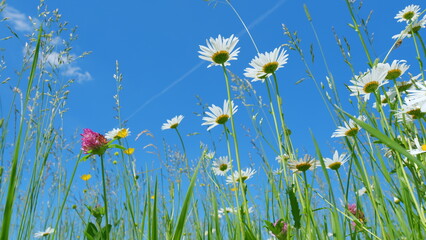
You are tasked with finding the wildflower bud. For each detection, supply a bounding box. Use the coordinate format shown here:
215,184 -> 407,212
113,160 -> 117,164
394,197 -> 401,204
273,219 -> 288,240
72,205 -> 77,209
284,128 -> 292,136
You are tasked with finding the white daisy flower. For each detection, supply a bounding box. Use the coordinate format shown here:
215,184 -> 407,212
273,168 -> 284,175
205,151 -> 215,160
34,227 -> 54,238
161,115 -> 184,130
395,5 -> 421,23
331,115 -> 366,138
357,185 -> 374,196
247,206 -> 255,214
202,100 -> 238,131
393,196 -> 401,204
212,156 -> 232,176
276,154 -> 290,164
357,187 -> 367,196
392,15 -> 426,40
395,98 -> 425,122
408,137 -> 426,155
376,60 -> 409,80
105,128 -> 130,140
396,73 -> 422,92
323,151 -> 349,171
288,154 -> 319,173
406,81 -> 426,112
225,168 -> 256,184
218,207 -> 237,218
244,47 -> 289,82
348,67 -> 388,101
198,34 -> 240,68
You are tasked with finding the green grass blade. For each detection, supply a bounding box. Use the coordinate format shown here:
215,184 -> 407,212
343,112 -> 426,171
0,25 -> 43,240
172,158 -> 203,240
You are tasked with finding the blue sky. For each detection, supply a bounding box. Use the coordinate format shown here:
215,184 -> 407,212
2,0 -> 424,172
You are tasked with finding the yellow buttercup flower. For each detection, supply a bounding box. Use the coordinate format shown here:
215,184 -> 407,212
80,174 -> 92,181
124,148 -> 135,155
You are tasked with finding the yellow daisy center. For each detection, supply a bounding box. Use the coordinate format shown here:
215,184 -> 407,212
328,162 -> 342,171
262,62 -> 279,74
117,129 -> 129,138
216,114 -> 229,124
219,163 -> 228,171
421,144 -> 426,151
403,11 -> 415,20
406,108 -> 424,119
212,50 -> 230,64
410,26 -> 421,34
170,123 -> 179,129
295,162 -> 312,172
386,69 -> 402,79
240,176 -> 248,181
43,233 -> 50,236
397,82 -> 412,92
345,127 -> 359,137
363,81 -> 379,93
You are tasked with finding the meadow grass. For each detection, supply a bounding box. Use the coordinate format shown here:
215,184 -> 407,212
1,0 -> 426,239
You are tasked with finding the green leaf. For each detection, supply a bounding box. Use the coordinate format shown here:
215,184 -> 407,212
84,222 -> 99,240
108,144 -> 126,150
172,158 -> 204,240
287,185 -> 301,229
79,154 -> 92,162
101,224 -> 112,239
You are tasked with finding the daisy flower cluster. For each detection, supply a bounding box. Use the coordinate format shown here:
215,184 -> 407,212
393,5 -> 426,40
210,155 -> 256,184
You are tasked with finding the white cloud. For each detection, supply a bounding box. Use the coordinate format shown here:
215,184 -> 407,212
2,6 -> 32,32
45,51 -> 67,66
8,6 -> 92,84
63,65 -> 92,83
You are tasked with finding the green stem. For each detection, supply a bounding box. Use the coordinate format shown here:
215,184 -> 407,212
264,80 -> 285,163
271,73 -> 295,158
100,155 -> 110,240
335,170 -> 347,236
415,32 -> 426,58
221,64 -> 251,233
412,32 -> 425,81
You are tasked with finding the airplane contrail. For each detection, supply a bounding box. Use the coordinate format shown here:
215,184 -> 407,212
125,0 -> 287,121
125,61 -> 204,121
